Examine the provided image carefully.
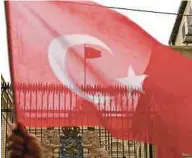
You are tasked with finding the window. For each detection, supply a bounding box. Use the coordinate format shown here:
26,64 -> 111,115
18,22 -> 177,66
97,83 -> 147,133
187,5 -> 192,27
182,16 -> 192,43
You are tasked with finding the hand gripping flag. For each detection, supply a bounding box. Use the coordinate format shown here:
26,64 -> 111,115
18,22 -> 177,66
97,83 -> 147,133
5,1 -> 192,157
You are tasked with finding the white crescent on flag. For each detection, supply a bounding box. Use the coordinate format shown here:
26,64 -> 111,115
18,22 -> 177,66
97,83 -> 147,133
48,34 -> 148,109
48,34 -> 113,104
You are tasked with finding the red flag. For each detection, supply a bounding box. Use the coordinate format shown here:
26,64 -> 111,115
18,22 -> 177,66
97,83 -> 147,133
85,46 -> 101,58
5,1 -> 192,157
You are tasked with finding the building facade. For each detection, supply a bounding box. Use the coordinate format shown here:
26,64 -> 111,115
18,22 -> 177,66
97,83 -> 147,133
169,0 -> 192,46
169,0 -> 192,57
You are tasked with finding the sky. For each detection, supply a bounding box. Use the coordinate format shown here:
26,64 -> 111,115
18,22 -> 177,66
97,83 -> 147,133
0,0 -> 181,82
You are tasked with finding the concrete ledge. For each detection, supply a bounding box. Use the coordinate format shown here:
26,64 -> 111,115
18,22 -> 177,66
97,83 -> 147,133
172,46 -> 192,58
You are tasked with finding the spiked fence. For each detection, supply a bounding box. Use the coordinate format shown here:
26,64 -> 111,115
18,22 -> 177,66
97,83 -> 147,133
1,80 -> 156,158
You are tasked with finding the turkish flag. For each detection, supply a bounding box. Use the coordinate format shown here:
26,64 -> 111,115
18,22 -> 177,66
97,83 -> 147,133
85,46 -> 101,58
5,1 -> 192,157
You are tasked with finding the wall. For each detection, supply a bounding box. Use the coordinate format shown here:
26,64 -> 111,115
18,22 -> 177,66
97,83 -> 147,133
175,1 -> 192,46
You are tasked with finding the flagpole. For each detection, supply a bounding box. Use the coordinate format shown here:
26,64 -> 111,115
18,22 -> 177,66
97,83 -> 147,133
4,1 -> 19,122
84,44 -> 87,86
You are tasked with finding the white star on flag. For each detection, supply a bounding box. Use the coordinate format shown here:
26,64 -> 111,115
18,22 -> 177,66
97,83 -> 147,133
117,66 -> 148,92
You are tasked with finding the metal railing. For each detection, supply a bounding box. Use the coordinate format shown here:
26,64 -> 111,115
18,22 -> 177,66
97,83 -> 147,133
1,81 -> 155,158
